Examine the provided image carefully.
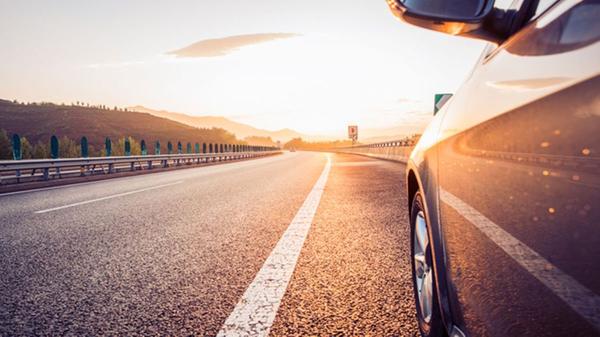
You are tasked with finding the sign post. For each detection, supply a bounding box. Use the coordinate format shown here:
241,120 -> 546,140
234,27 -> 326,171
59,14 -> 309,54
348,125 -> 358,145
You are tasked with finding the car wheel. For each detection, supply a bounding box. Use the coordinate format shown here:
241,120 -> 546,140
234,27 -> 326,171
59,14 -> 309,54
411,192 -> 445,337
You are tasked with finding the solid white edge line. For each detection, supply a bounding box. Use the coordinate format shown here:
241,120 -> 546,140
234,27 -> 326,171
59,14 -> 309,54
440,188 -> 600,332
0,179 -> 125,197
217,154 -> 332,337
34,180 -> 184,214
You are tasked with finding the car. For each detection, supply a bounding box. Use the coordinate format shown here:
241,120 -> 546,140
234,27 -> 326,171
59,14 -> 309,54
386,0 -> 600,336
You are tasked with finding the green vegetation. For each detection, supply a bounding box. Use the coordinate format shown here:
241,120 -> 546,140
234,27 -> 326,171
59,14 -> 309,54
0,99 -> 250,159
0,129 -> 11,159
244,136 -> 277,147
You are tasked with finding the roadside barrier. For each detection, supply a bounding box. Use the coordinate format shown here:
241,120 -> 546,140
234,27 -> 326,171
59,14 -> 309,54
0,150 -> 281,185
332,141 -> 414,163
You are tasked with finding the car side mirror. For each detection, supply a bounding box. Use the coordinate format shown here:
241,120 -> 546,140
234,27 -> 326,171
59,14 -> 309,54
386,0 -> 509,43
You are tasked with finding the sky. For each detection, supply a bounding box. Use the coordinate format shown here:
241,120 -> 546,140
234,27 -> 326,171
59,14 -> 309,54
0,0 -> 487,137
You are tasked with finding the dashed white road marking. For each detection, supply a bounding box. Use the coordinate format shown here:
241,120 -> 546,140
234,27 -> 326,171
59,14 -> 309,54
440,188 -> 600,332
34,180 -> 183,214
217,155 -> 332,337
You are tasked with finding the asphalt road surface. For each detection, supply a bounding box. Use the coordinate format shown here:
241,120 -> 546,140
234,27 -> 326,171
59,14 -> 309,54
0,152 -> 418,336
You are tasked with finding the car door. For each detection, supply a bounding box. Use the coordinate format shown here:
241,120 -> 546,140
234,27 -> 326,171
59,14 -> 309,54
436,0 -> 600,335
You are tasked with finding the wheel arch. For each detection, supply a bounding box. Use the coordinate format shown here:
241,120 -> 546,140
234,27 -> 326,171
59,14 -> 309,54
406,162 -> 461,336
407,169 -> 420,212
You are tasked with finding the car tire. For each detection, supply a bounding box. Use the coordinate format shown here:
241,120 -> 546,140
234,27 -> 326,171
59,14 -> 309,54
410,192 -> 446,337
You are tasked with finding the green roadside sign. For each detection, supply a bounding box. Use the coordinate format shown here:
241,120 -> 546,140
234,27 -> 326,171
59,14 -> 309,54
434,93 -> 453,115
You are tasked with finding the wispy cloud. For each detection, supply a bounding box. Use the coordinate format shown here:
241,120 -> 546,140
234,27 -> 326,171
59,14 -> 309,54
167,33 -> 300,58
83,60 -> 147,69
397,97 -> 424,104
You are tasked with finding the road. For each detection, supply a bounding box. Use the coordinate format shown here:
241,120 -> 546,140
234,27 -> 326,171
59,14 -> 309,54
0,152 -> 418,336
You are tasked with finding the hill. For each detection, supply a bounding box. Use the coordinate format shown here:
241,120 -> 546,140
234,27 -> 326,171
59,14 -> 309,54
129,105 -> 305,142
0,99 -> 240,151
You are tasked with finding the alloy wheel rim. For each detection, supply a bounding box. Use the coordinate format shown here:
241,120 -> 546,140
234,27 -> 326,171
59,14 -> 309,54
414,210 -> 433,324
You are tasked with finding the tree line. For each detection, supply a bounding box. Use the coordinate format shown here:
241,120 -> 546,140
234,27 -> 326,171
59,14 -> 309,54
0,130 -> 274,160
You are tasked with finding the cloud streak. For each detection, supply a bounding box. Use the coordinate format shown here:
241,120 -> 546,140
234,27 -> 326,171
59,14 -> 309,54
167,33 -> 300,58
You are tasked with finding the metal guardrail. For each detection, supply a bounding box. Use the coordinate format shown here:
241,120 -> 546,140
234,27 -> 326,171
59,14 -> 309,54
337,139 -> 415,149
330,140 -> 415,164
0,150 -> 281,184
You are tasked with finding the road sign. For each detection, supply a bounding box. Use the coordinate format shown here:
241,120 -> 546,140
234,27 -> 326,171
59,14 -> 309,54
348,125 -> 358,144
434,93 -> 453,115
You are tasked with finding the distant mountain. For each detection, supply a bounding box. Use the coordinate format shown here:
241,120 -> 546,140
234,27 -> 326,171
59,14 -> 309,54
0,99 -> 239,151
129,106 -> 306,142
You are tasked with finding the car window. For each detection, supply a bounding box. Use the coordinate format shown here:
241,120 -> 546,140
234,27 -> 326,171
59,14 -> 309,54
529,0 -> 562,21
506,0 -> 600,56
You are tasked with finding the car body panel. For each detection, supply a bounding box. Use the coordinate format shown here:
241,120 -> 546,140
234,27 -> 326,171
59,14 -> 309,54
406,0 -> 600,335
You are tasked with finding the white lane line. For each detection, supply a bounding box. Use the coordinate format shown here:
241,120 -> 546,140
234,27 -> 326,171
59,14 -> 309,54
217,155 -> 332,337
440,188 -> 600,331
34,180 -> 183,214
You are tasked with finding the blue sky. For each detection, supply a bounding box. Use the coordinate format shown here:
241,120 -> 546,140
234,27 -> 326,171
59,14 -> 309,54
0,0 -> 487,136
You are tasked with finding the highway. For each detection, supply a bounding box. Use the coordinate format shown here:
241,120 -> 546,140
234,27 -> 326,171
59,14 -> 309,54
0,152 -> 418,336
